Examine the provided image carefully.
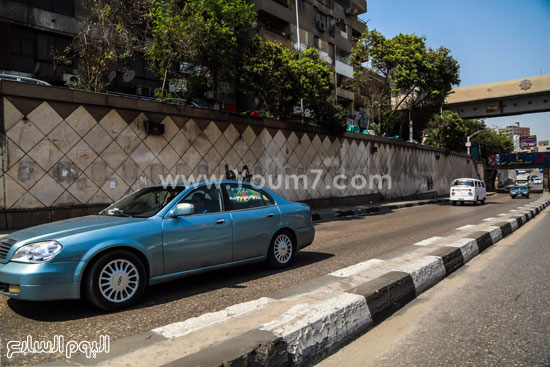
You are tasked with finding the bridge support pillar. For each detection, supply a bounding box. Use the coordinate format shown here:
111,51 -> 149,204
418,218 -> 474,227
544,168 -> 550,192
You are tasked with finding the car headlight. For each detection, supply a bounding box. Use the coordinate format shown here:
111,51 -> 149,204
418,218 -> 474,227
11,241 -> 63,263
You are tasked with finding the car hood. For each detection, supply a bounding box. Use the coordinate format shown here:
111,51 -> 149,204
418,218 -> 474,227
6,215 -> 146,244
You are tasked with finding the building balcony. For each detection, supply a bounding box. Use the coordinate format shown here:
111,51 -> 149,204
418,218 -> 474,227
351,16 -> 367,34
335,58 -> 354,78
336,87 -> 354,101
252,0 -> 291,23
259,28 -> 291,48
351,0 -> 367,15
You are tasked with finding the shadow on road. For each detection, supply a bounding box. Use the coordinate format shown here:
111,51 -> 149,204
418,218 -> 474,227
6,250 -> 333,321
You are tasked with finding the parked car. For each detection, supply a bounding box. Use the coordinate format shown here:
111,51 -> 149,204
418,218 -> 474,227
0,181 -> 314,310
450,178 -> 487,205
510,185 -> 529,199
0,73 -> 51,86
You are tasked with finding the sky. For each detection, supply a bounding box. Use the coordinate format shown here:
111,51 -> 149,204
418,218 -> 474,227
359,0 -> 550,141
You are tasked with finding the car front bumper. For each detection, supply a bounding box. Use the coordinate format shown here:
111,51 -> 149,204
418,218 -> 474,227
0,261 -> 82,301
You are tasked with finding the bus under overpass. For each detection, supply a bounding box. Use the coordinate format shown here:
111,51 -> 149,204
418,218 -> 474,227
445,75 -> 550,119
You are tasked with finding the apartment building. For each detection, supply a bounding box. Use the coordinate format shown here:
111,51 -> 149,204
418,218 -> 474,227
252,0 -> 368,114
498,124 -> 531,139
1,0 -> 368,114
0,0 -> 161,96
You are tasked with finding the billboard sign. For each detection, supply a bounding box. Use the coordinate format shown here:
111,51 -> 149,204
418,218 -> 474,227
520,135 -> 537,147
488,152 -> 550,167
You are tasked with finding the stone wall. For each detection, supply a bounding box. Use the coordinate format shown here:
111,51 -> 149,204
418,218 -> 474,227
0,81 -> 478,228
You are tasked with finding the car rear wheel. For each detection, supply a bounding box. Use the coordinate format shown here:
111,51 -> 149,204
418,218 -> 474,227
84,250 -> 146,311
268,230 -> 295,268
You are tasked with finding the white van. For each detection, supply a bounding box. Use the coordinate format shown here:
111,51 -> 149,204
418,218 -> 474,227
450,178 -> 486,206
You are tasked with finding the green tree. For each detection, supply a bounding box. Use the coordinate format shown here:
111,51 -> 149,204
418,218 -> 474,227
55,0 -> 153,92
423,111 -> 467,151
351,29 -> 460,137
424,113 -> 513,156
145,0 -> 256,103
464,120 -> 514,157
240,40 -> 299,120
240,41 -> 346,130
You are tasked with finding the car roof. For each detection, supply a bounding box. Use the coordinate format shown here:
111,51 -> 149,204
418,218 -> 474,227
0,73 -> 51,86
452,178 -> 483,182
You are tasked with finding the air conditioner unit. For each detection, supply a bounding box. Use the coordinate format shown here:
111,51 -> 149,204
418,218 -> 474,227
317,21 -> 326,32
205,90 -> 219,100
345,8 -> 358,15
62,73 -> 80,86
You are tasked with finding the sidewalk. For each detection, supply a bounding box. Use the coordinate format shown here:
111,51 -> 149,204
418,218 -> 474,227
311,192 -> 497,222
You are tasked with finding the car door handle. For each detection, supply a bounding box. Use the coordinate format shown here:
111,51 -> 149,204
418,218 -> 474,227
216,219 -> 225,224
267,213 -> 274,218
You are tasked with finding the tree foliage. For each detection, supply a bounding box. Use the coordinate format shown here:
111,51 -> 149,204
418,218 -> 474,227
240,41 -> 346,130
145,0 -> 256,102
55,0 -> 152,92
423,111 -> 513,156
351,29 -> 460,136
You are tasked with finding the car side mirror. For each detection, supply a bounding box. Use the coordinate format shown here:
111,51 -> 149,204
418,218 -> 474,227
171,203 -> 194,217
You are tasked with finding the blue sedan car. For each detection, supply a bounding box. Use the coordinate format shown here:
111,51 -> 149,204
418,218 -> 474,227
0,181 -> 314,310
510,185 -> 529,199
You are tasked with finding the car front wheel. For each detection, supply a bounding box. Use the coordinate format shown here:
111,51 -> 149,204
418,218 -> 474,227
268,230 -> 295,268
84,250 -> 147,311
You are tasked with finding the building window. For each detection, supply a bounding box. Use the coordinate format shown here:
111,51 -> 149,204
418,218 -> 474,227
13,0 -> 74,17
10,25 -> 72,78
316,11 -> 328,27
272,0 -> 289,6
339,21 -> 347,33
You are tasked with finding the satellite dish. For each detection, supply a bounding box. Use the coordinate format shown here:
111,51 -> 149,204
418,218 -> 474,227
107,70 -> 117,82
122,70 -> 135,83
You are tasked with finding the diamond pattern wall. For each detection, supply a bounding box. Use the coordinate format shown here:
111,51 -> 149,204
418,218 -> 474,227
1,96 -> 478,210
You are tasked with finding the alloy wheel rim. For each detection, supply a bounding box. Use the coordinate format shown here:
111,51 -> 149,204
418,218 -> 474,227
274,234 -> 292,264
99,259 -> 139,303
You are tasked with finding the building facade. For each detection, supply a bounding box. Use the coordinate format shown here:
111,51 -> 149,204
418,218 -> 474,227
0,0 -> 368,115
0,0 -> 159,95
498,124 -> 530,139
252,0 -> 368,116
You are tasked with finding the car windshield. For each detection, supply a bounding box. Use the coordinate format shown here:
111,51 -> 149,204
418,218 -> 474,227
452,180 -> 474,187
99,187 -> 184,218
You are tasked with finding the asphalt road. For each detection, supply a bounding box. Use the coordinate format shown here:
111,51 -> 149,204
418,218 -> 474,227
0,189 -> 544,366
319,192 -> 550,367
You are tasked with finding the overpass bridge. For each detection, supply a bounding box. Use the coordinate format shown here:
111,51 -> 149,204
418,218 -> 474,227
488,151 -> 550,169
445,75 -> 550,119
488,152 -> 550,192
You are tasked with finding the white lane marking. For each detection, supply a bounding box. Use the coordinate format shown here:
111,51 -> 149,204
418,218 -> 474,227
497,213 -> 507,217
330,259 -> 384,278
413,236 -> 443,246
152,297 -> 274,338
482,217 -> 497,221
456,224 -> 476,231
